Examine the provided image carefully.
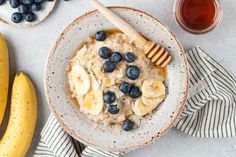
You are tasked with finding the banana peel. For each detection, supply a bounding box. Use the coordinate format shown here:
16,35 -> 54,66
0,72 -> 37,157
0,33 -> 9,126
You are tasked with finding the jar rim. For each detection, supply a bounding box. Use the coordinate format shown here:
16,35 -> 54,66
173,0 -> 223,34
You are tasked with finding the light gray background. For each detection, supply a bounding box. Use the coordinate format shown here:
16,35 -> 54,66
0,0 -> 236,156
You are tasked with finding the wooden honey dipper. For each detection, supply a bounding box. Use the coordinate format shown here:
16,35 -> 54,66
87,0 -> 172,67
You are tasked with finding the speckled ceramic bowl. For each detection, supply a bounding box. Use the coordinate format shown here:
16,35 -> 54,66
0,0 -> 56,27
45,7 -> 188,153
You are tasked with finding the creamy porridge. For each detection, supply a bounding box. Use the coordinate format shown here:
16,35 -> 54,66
68,30 -> 166,131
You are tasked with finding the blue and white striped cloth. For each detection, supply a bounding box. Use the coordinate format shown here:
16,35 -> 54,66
34,47 -> 236,157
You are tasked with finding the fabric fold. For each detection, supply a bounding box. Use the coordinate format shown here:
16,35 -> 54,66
175,46 -> 236,138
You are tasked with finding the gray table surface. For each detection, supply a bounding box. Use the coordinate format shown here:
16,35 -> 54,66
0,0 -> 236,156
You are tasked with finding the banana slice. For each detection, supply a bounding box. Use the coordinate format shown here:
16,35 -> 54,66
75,45 -> 87,58
142,95 -> 165,107
69,65 -> 91,95
82,90 -> 103,115
133,98 -> 158,116
90,72 -> 100,90
102,77 -> 115,86
82,71 -> 103,115
142,79 -> 165,98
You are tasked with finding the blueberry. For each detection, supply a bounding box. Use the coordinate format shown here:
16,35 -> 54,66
31,3 -> 41,11
119,82 -> 131,94
103,61 -> 116,73
95,31 -> 106,41
122,120 -> 134,131
21,0 -> 34,5
11,12 -> 23,23
34,0 -> 43,2
10,0 -> 20,8
98,47 -> 111,59
129,86 -> 142,98
104,91 -> 116,104
126,65 -> 140,80
0,0 -> 5,5
110,52 -> 122,63
18,4 -> 28,14
24,12 -> 36,22
108,105 -> 120,114
124,52 -> 136,63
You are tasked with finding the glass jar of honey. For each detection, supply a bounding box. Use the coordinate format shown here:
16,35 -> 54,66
174,0 -> 223,34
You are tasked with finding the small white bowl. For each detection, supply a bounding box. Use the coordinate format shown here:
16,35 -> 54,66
44,7 -> 188,153
0,0 -> 56,27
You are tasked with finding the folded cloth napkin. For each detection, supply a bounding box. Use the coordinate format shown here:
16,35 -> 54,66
34,47 -> 236,157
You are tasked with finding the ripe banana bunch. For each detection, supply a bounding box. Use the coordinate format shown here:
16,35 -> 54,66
69,64 -> 103,115
0,33 -> 9,126
133,79 -> 165,116
0,33 -> 37,157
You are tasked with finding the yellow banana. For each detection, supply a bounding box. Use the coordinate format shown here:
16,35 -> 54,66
0,72 -> 37,157
0,33 -> 9,126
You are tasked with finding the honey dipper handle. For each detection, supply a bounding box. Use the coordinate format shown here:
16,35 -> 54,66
87,0 -> 147,44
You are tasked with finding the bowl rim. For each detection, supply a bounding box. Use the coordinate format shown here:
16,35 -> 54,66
44,6 -> 189,152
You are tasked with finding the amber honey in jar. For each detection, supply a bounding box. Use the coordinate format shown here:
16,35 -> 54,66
174,0 -> 223,34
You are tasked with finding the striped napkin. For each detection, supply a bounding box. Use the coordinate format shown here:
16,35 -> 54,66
34,46 -> 236,157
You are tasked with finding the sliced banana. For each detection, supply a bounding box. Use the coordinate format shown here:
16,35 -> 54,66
142,95 -> 165,107
133,98 -> 158,116
82,90 -> 103,115
75,45 -> 87,58
90,72 -> 100,90
69,64 -> 91,95
102,77 -> 115,86
142,79 -> 165,98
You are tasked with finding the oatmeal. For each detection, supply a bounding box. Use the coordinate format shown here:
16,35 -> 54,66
68,30 -> 166,131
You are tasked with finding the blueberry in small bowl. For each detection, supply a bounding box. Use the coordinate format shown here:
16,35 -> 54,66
34,0 -> 44,2
10,0 -> 20,8
25,12 -> 36,22
0,0 -> 6,5
18,4 -> 28,14
21,0 -> 34,5
31,3 -> 42,12
11,12 -> 23,23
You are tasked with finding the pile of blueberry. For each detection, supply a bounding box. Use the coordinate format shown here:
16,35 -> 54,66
95,30 -> 143,131
0,0 -> 54,23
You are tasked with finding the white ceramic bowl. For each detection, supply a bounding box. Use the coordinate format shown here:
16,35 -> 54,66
0,0 -> 56,27
45,7 -> 188,153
